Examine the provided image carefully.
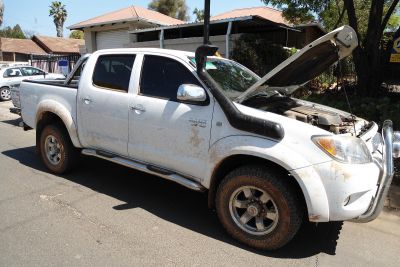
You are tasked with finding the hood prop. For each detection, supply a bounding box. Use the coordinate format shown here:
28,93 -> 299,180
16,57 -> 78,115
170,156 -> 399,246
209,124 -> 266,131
194,0 -> 284,141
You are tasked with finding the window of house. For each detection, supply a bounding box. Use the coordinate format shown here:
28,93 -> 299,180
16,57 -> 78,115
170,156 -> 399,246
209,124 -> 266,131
140,55 -> 201,101
92,55 -> 135,92
3,68 -> 23,78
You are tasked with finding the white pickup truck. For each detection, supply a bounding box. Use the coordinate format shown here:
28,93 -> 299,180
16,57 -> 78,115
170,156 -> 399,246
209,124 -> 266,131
18,26 -> 399,250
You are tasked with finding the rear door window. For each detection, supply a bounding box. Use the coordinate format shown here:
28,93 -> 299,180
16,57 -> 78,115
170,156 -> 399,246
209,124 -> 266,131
92,55 -> 135,92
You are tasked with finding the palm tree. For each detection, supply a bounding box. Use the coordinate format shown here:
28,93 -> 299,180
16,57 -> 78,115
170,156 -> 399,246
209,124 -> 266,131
49,1 -> 67,37
0,0 -> 4,27
193,8 -> 205,22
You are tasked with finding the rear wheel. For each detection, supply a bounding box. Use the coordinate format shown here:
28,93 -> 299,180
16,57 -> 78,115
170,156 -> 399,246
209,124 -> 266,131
0,87 -> 11,101
39,124 -> 79,174
216,165 -> 303,250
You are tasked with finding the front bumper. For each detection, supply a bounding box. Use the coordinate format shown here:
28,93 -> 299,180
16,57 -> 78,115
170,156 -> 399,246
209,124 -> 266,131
352,120 -> 396,222
291,120 -> 397,222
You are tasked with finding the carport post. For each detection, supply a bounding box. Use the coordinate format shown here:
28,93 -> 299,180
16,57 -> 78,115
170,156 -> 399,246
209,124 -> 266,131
159,29 -> 165,49
203,0 -> 210,44
225,21 -> 233,59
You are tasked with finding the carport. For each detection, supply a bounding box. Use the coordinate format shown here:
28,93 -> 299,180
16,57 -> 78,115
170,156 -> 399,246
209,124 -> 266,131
128,16 -> 302,59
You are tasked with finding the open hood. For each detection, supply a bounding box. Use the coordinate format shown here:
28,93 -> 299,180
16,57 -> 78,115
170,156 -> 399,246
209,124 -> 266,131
236,26 -> 358,103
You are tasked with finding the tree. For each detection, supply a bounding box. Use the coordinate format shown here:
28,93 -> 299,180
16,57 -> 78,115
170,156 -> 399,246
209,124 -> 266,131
0,0 -> 4,27
148,0 -> 189,21
0,24 -> 26,39
69,30 -> 84,39
11,24 -> 25,39
262,0 -> 400,96
319,1 -> 400,34
24,30 -> 38,39
193,7 -> 205,22
49,1 -> 67,37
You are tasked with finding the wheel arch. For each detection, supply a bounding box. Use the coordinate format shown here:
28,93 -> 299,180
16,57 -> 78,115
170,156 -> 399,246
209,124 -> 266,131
35,102 -> 81,148
208,154 -> 308,217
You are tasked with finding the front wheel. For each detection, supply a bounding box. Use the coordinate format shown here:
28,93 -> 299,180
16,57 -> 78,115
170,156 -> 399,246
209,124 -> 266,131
0,87 -> 11,101
215,165 -> 303,250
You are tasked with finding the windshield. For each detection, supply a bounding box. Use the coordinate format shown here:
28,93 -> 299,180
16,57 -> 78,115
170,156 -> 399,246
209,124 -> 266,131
190,57 -> 259,100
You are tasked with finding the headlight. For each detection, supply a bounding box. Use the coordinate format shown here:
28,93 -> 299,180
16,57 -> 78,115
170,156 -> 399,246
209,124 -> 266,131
312,135 -> 372,164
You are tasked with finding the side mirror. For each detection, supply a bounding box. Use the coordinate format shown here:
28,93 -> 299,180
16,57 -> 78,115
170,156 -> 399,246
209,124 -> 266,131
177,84 -> 207,103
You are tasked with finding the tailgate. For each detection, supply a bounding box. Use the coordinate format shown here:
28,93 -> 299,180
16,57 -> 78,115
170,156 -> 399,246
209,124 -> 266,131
10,84 -> 21,108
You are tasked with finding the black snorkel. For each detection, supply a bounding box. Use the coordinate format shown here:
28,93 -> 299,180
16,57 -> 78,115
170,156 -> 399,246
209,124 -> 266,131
195,0 -> 284,141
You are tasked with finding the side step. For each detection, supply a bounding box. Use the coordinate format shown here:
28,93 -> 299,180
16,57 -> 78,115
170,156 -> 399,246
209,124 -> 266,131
81,149 -> 206,192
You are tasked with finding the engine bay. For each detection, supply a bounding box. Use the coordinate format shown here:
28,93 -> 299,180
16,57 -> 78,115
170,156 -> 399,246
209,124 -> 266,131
242,93 -> 369,135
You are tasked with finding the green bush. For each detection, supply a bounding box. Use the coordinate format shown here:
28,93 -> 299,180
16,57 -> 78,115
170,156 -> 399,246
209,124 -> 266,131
303,93 -> 400,128
232,34 -> 296,76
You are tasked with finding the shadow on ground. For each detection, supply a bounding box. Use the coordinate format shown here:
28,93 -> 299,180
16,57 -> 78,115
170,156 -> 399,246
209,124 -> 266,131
1,117 -> 22,127
2,146 -> 342,259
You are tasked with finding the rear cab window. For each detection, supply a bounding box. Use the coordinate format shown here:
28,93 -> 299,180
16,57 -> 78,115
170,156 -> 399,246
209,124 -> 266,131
92,55 -> 136,92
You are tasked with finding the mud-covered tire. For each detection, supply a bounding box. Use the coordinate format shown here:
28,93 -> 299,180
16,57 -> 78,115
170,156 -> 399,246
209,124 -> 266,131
39,124 -> 79,174
215,165 -> 303,250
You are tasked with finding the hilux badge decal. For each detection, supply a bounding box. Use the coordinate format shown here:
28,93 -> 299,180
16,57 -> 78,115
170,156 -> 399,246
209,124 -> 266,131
189,119 -> 207,128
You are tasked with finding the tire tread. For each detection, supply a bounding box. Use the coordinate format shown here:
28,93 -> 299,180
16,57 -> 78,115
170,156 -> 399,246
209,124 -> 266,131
215,165 -> 303,250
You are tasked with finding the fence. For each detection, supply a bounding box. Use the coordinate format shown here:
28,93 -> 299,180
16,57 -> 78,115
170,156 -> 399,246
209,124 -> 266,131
30,54 -> 81,74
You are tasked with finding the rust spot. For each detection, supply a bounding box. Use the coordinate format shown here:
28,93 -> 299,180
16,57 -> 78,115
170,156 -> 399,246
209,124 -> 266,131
189,127 -> 204,148
309,214 -> 321,221
209,147 -> 218,163
331,162 -> 352,182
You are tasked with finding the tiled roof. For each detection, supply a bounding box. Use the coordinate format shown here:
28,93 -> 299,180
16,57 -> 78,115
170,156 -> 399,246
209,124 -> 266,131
0,38 -> 47,55
68,6 -> 184,30
211,6 -> 289,25
32,35 -> 84,54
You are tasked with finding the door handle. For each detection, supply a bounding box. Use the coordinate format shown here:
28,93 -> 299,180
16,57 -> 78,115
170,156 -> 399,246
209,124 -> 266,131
130,104 -> 146,112
82,97 -> 92,104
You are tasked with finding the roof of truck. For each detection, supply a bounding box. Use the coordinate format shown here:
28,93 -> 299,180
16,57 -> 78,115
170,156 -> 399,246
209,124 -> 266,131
93,47 -> 197,59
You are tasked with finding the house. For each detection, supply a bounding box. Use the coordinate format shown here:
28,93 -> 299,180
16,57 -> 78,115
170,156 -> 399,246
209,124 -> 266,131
67,6 -> 324,58
0,36 -> 85,74
210,7 -> 325,48
126,7 -> 325,58
68,6 -> 184,53
32,35 -> 85,55
0,37 -> 46,63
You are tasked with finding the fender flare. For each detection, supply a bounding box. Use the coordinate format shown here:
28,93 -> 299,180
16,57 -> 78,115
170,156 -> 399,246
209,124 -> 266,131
207,135 -> 330,221
35,99 -> 82,148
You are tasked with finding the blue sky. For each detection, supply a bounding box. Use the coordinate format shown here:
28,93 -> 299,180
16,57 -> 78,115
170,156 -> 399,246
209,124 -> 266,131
3,0 -> 267,37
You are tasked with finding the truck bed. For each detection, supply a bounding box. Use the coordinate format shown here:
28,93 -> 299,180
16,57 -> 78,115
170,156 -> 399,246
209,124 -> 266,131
20,80 -> 78,130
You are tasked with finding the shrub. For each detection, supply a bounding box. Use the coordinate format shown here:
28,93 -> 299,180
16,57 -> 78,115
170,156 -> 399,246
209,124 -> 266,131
232,33 -> 296,76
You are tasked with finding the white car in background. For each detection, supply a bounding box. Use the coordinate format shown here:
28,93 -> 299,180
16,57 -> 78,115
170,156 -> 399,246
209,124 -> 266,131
0,66 -> 65,101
